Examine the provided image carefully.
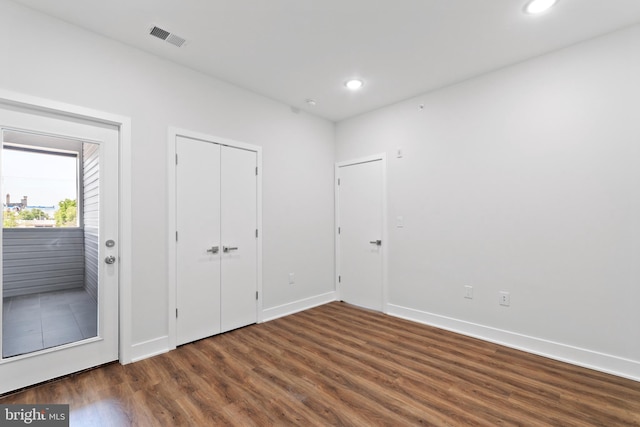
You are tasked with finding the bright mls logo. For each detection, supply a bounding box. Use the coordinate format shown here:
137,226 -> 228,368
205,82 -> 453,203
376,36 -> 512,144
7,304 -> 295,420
0,405 -> 69,426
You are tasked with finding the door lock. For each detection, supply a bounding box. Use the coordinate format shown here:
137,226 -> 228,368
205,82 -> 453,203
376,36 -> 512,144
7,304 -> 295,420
369,240 -> 382,246
105,255 -> 117,264
206,246 -> 219,254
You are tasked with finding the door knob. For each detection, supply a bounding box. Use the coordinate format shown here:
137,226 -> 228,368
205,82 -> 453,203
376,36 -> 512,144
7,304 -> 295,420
369,240 -> 382,246
105,255 -> 116,264
223,246 -> 239,253
206,246 -> 219,254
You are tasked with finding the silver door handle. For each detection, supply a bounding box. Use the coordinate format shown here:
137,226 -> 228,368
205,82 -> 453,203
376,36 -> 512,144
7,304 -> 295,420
206,246 -> 219,254
223,246 -> 238,253
105,255 -> 116,264
369,240 -> 382,246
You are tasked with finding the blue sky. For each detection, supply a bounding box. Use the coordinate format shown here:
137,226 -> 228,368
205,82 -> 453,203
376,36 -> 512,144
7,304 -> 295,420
2,149 -> 77,208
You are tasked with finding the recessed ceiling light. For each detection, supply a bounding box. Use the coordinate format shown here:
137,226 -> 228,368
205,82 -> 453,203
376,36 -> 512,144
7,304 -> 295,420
524,0 -> 558,15
305,99 -> 317,107
345,79 -> 364,90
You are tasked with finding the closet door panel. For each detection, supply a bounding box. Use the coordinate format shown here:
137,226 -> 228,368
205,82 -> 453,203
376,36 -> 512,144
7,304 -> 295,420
176,136 -> 221,345
220,146 -> 257,332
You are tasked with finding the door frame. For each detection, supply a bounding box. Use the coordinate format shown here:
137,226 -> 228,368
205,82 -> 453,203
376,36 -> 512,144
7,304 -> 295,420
0,89 -> 134,366
167,127 -> 263,350
335,154 -> 388,313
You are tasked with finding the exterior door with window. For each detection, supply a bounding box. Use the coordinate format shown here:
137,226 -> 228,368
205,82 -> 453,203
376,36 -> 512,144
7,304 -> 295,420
0,105 -> 119,394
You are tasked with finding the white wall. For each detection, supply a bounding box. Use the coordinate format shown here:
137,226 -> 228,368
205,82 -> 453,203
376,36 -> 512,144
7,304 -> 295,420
336,25 -> 640,380
3,0 -> 639,382
0,1 -> 335,358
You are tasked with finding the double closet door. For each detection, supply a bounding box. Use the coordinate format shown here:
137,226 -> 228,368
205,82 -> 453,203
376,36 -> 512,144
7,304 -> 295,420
176,136 -> 257,346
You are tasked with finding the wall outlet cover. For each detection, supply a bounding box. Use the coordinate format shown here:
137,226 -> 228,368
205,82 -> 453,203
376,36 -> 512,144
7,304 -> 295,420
499,291 -> 510,306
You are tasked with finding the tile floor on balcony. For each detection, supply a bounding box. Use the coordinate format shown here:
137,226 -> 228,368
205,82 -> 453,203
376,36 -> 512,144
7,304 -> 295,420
2,288 -> 97,358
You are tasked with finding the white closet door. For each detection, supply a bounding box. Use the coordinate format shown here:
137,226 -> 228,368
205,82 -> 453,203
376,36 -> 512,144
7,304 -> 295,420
176,136 -> 221,345
338,159 -> 384,311
220,146 -> 257,332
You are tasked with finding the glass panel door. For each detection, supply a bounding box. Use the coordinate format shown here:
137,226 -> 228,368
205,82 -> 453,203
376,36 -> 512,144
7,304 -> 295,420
0,105 -> 118,394
2,132 -> 99,358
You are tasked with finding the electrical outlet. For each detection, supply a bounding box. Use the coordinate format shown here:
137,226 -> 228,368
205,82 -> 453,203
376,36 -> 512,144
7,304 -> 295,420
464,285 -> 473,299
289,273 -> 295,285
499,291 -> 510,306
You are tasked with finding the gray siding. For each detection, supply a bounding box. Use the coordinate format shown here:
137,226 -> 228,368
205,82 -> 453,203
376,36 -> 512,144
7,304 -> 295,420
83,142 -> 99,302
2,228 -> 85,297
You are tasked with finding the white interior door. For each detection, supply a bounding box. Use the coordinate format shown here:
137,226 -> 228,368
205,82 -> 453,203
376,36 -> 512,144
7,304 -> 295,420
338,159 -> 384,311
221,146 -> 257,332
0,105 -> 119,394
175,137 -> 258,344
176,136 -> 221,346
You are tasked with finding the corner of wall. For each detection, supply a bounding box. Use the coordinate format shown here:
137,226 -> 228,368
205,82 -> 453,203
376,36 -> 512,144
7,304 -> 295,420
129,336 -> 171,363
262,291 -> 337,323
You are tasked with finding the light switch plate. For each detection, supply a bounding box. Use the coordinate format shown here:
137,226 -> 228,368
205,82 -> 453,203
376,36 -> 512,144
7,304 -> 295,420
464,285 -> 473,299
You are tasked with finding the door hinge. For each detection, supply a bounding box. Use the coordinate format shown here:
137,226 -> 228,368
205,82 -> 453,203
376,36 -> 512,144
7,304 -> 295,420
176,231 -> 178,241
338,227 -> 341,235
338,275 -> 341,283
176,308 -> 178,318
176,154 -> 178,165
256,291 -> 259,300
338,178 -> 341,186
255,166 -> 258,176
255,229 -> 259,238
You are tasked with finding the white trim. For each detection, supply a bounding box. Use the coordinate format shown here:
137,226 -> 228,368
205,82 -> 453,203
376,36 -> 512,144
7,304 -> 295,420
118,117 -> 133,364
262,291 -> 337,323
387,303 -> 640,383
0,89 -> 133,366
336,153 -> 387,168
335,153 -> 388,313
167,127 -> 263,351
130,336 -> 170,363
334,165 -> 341,301
167,128 -> 178,350
256,148 -> 264,322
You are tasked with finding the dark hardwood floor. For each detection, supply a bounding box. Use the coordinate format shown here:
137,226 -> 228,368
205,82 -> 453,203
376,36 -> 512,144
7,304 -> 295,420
2,302 -> 639,426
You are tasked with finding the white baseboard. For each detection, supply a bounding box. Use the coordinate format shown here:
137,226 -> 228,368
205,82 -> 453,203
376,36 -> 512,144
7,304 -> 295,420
387,303 -> 640,383
130,335 -> 170,363
262,291 -> 337,323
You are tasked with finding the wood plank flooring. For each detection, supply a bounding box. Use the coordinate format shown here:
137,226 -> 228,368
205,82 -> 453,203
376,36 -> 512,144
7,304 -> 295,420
2,302 -> 639,426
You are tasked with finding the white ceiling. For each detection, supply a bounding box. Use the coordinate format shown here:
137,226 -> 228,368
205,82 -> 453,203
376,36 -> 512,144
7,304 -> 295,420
11,0 -> 640,121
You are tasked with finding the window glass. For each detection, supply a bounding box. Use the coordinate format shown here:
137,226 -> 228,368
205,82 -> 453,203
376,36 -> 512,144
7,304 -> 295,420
2,147 -> 78,228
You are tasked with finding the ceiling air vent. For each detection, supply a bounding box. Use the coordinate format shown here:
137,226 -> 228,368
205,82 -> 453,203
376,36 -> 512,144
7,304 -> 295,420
166,33 -> 187,48
149,26 -> 187,47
